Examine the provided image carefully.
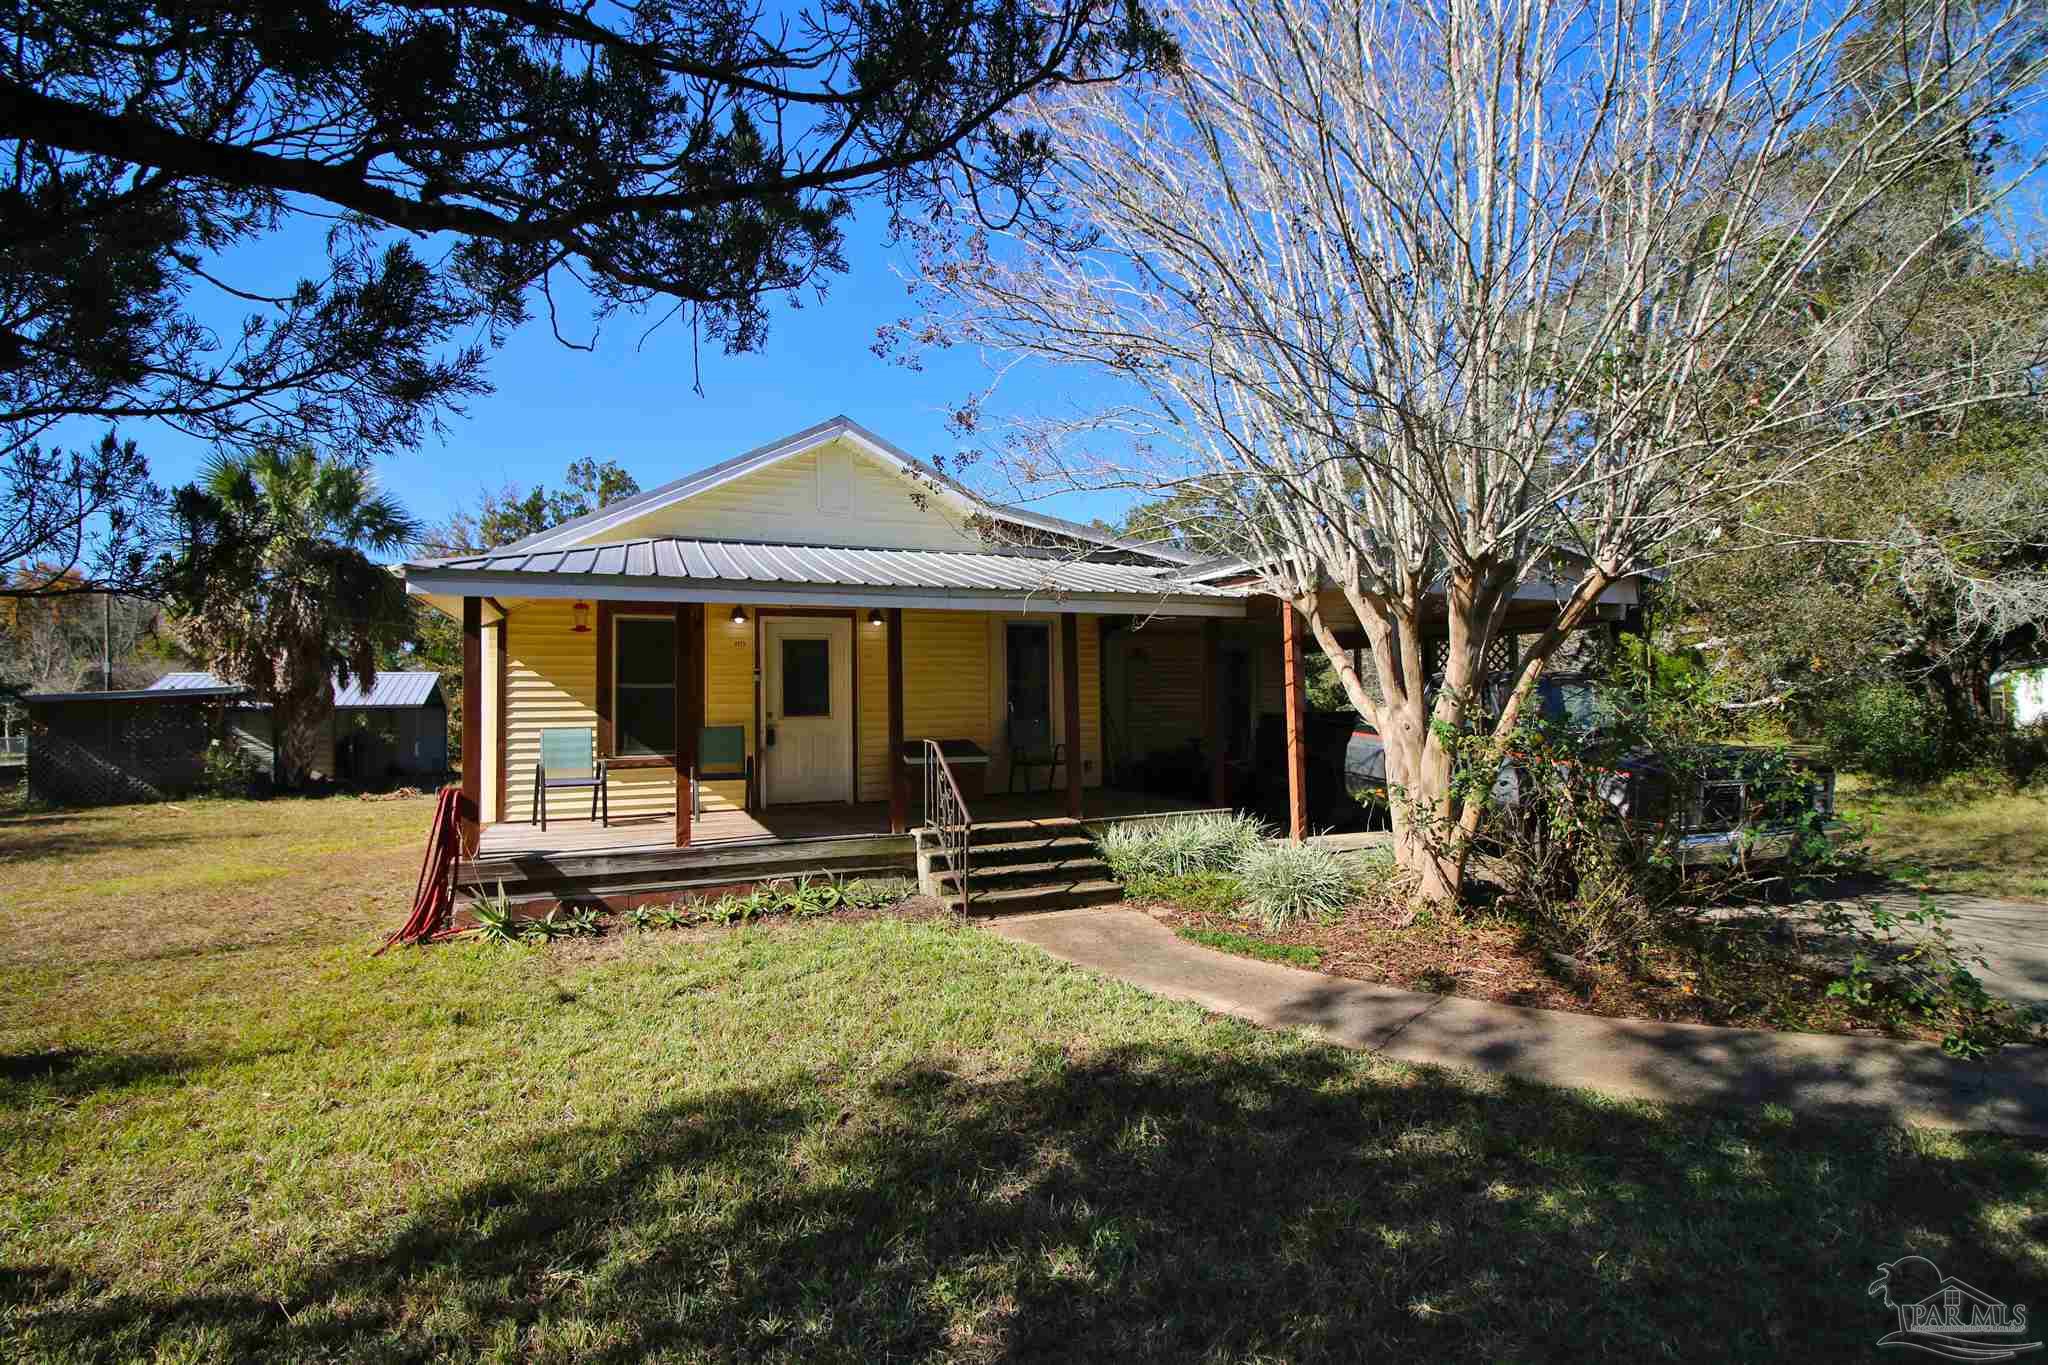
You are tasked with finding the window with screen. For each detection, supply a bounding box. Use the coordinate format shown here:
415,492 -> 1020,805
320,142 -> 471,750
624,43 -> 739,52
781,638 -> 831,717
614,616 -> 677,755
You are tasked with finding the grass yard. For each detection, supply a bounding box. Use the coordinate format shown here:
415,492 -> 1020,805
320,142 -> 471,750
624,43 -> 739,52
1840,773 -> 2048,902
3,796 -> 2047,1361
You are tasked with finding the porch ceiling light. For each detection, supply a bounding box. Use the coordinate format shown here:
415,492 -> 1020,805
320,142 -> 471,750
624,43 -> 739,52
730,605 -> 747,625
867,608 -> 884,627
571,601 -> 592,633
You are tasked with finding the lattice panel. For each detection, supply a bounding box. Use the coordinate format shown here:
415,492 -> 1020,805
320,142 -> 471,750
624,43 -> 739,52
1424,636 -> 1451,683
29,700 -> 220,807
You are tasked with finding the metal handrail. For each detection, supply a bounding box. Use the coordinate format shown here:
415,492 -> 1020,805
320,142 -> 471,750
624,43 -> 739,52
920,739 -> 975,912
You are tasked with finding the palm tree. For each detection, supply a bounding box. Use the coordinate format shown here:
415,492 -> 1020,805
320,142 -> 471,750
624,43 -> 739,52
167,447 -> 418,787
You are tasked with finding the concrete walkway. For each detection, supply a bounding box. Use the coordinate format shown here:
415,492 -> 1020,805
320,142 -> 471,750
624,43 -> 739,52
990,907 -> 2048,1134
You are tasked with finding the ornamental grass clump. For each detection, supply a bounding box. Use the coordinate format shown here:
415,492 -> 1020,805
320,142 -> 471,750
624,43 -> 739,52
1098,812 -> 1267,882
1236,840 -> 1355,930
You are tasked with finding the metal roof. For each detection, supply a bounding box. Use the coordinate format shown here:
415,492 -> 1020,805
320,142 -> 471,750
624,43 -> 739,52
335,672 -> 444,708
406,536 -> 1243,614
25,684 -> 246,704
151,671 -> 242,692
147,671 -> 443,708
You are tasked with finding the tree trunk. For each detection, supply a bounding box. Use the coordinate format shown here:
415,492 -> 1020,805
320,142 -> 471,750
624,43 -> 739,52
1296,563 -> 1619,905
273,667 -> 335,788
1926,660 -> 1993,746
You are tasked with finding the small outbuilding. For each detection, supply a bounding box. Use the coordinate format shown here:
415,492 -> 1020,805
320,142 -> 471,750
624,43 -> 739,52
149,672 -> 450,783
23,671 -> 448,806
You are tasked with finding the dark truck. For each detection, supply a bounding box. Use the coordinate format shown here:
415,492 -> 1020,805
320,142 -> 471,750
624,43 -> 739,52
1344,673 -> 1848,866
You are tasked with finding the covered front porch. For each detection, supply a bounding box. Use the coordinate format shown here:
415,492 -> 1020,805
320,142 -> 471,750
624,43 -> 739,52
472,786 -> 1216,861
407,534 -> 1253,873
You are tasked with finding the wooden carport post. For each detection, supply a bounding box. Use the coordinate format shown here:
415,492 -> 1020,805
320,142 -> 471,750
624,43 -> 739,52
1281,600 -> 1308,842
887,608 -> 907,833
460,596 -> 481,855
1062,613 -> 1083,820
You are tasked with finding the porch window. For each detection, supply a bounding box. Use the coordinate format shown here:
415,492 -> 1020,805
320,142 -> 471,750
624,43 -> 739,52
613,615 -> 677,756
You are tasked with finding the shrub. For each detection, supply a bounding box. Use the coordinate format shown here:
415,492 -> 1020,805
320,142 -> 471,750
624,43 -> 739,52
1995,722 -> 2048,788
1098,813 -> 1266,882
198,738 -> 264,798
1236,841 -> 1353,930
1821,683 -> 1951,780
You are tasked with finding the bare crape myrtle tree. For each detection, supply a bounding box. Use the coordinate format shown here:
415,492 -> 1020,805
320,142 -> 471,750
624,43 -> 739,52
904,0 -> 2048,900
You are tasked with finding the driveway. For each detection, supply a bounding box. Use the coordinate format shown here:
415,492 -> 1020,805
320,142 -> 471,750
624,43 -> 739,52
1866,889 -> 2048,1010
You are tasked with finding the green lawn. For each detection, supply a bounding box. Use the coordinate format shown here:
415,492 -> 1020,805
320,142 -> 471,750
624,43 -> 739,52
1839,773 -> 2048,902
3,796 -> 2046,1361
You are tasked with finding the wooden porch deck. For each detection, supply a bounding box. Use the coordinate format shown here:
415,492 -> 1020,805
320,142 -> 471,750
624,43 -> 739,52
460,788 -> 1218,904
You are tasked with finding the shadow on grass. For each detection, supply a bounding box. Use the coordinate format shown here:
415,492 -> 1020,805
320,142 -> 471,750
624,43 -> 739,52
5,1044 -> 2041,1361
0,825 -> 211,869
0,1049 -> 218,1111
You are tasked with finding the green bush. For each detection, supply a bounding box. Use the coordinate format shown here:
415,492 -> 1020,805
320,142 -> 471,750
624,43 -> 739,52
198,738 -> 264,797
1822,683 -> 1951,780
1236,841 -> 1354,930
1098,813 -> 1267,882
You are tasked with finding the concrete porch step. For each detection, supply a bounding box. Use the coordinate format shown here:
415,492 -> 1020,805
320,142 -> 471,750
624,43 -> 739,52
934,855 -> 1112,892
927,834 -> 1098,870
949,878 -> 1125,916
965,816 -> 1087,843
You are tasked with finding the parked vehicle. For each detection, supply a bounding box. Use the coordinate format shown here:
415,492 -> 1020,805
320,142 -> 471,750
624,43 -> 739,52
1344,673 -> 1848,866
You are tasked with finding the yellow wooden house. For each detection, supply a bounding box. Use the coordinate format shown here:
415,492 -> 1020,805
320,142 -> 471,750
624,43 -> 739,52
403,415 -> 1640,908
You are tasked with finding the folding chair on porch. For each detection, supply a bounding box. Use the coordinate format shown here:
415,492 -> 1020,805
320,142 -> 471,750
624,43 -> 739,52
533,726 -> 607,830
1007,713 -> 1066,793
691,724 -> 753,816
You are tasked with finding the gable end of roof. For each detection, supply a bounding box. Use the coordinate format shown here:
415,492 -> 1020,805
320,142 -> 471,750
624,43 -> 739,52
487,416 -> 1195,567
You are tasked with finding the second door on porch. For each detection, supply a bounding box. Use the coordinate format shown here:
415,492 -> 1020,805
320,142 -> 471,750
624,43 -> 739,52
762,616 -> 854,805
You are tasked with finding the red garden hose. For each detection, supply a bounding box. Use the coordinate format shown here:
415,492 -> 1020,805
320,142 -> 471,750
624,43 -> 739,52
375,785 -> 469,953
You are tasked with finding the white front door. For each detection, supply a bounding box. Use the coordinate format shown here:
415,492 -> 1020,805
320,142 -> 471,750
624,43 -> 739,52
761,617 -> 855,805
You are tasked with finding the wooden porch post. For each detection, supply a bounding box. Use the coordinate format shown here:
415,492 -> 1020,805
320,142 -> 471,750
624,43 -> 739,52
886,607 -> 907,833
1203,619 -> 1227,807
460,596 -> 481,854
1062,612 -> 1083,820
1282,600 -> 1308,842
675,602 -> 701,847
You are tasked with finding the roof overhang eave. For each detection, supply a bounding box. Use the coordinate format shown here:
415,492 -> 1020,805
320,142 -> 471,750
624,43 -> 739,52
404,569 -> 1247,619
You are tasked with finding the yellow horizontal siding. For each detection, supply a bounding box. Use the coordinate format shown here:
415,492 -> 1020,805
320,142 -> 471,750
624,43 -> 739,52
496,601 -> 1113,823
701,607 -> 755,813
504,598 -> 678,824
480,622 -> 501,821
1078,617 -> 1102,784
1122,627 -> 1206,758
593,437 -> 983,552
902,611 -> 991,750
858,621 -> 889,801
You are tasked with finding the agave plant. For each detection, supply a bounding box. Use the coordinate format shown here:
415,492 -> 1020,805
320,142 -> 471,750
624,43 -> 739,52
469,884 -> 524,946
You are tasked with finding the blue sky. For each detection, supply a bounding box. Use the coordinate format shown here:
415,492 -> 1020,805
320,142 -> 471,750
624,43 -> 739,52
106,206 -> 1134,543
